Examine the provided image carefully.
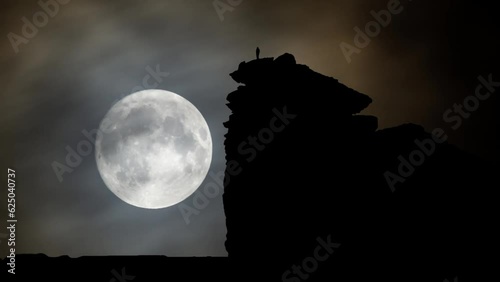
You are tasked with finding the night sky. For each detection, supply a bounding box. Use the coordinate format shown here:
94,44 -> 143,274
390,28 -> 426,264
0,0 -> 497,257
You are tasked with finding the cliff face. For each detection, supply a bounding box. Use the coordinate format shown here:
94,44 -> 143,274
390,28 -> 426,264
222,53 -> 497,281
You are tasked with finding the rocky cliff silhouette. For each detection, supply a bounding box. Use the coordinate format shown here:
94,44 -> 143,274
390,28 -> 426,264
222,53 -> 497,281
2,53 -> 496,282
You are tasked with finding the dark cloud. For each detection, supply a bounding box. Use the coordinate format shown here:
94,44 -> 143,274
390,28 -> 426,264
0,0 -> 497,257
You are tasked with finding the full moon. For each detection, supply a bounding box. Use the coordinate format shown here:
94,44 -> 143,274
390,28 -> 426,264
95,89 -> 212,209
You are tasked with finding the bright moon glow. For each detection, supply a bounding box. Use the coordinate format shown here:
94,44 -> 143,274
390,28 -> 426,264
95,89 -> 212,209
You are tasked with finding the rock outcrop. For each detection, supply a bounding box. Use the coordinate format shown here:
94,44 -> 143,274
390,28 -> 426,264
223,53 -> 497,282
